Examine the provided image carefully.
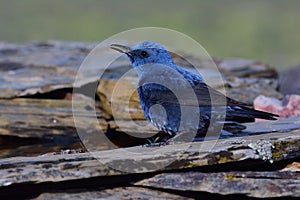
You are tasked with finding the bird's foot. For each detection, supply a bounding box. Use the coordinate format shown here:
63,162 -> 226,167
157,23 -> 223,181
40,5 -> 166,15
143,142 -> 168,147
142,136 -> 171,147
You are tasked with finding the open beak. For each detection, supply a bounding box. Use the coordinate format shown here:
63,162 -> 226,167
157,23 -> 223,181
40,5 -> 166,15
110,44 -> 132,54
110,44 -> 135,62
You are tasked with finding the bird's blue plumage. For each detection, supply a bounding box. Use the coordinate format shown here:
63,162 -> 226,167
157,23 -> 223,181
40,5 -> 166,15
110,41 -> 278,141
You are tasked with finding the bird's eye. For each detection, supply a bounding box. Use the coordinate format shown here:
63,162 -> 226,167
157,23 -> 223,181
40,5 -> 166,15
140,51 -> 148,58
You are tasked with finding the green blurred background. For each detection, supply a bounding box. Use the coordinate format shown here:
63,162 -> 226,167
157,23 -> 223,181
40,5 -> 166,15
0,0 -> 299,68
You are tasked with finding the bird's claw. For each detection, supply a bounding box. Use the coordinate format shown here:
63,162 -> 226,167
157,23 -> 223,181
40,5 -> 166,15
143,142 -> 167,147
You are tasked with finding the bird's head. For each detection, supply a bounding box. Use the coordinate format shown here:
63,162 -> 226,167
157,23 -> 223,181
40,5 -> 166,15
110,41 -> 174,68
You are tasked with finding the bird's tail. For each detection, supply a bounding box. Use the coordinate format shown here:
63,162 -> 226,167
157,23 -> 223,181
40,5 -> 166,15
242,106 -> 279,120
227,106 -> 279,122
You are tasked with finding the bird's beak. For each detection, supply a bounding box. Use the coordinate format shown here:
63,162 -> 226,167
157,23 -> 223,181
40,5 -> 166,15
110,44 -> 135,63
110,44 -> 132,54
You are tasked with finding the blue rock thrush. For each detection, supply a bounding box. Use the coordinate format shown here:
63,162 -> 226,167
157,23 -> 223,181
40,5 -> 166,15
111,41 -> 278,142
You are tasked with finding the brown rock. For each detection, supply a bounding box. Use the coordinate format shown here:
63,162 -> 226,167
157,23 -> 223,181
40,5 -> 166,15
97,77 -> 145,120
0,98 -> 110,158
281,162 -> 300,172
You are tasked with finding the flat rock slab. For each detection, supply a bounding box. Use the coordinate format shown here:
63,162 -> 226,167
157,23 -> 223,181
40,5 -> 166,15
0,98 -> 111,158
245,116 -> 300,134
32,186 -> 190,200
0,130 -> 298,187
0,98 -> 103,138
0,41 -> 96,98
136,171 -> 300,198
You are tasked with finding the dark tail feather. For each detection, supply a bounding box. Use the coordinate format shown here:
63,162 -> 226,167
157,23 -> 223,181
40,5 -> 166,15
241,106 -> 279,120
227,106 -> 279,122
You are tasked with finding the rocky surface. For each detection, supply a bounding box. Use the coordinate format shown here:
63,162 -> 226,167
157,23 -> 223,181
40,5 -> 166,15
136,171 -> 300,198
0,97 -> 111,158
0,128 -> 299,198
0,41 -> 97,98
0,128 -> 300,197
32,187 -> 190,200
0,41 -> 299,199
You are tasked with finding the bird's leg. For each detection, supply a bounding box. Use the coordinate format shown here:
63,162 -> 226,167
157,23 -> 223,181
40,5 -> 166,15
164,131 -> 196,145
143,133 -> 171,147
143,139 -> 167,147
143,129 -> 181,147
143,130 -> 197,147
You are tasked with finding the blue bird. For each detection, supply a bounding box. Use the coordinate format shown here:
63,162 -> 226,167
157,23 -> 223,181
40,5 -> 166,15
111,41 -> 278,142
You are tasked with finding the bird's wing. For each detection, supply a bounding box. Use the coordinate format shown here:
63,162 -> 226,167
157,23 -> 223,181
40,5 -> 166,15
139,81 -> 250,107
138,64 -> 251,107
193,82 -> 251,106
